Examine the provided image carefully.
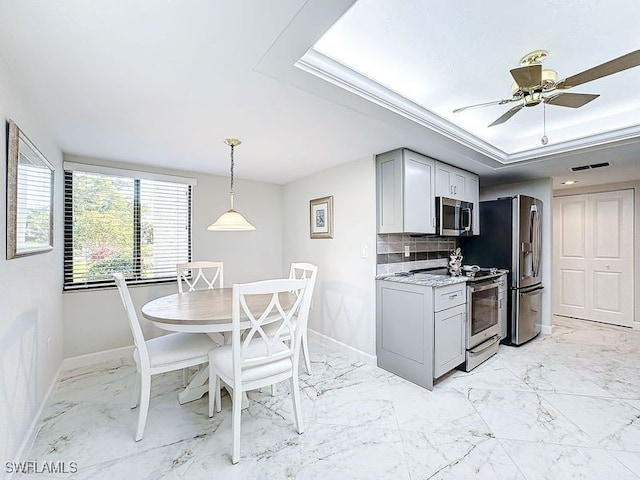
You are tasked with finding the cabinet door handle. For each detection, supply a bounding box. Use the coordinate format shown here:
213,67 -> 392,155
448,294 -> 458,299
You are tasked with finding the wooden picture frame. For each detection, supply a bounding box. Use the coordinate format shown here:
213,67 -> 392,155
309,195 -> 333,239
6,119 -> 54,259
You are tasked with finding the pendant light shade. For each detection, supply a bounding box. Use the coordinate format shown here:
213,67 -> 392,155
207,209 -> 255,231
207,138 -> 255,231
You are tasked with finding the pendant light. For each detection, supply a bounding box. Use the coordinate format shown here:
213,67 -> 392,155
207,138 -> 256,231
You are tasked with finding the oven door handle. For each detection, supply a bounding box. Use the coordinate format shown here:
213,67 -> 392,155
468,335 -> 500,354
519,285 -> 544,297
469,282 -> 499,293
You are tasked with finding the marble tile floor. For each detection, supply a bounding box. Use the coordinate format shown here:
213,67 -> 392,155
16,316 -> 640,480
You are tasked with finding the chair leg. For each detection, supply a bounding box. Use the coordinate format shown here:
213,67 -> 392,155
208,370 -> 215,418
290,375 -> 304,434
271,383 -> 277,396
302,332 -> 312,374
215,376 -> 221,413
208,372 -> 222,417
130,373 -> 141,409
135,374 -> 151,441
231,386 -> 243,464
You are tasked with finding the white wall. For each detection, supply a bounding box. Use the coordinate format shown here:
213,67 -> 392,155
0,60 -> 64,470
62,156 -> 284,358
554,180 -> 640,327
480,178 -> 554,331
282,157 -> 377,361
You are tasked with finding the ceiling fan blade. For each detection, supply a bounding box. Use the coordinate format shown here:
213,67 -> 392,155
544,92 -> 600,108
556,49 -> 640,89
488,104 -> 524,127
510,64 -> 542,89
452,97 -> 518,113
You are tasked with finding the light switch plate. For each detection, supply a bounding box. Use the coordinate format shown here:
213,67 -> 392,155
404,245 -> 410,257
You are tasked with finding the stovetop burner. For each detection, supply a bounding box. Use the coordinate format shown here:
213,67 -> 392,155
464,268 -> 498,278
407,266 -> 503,282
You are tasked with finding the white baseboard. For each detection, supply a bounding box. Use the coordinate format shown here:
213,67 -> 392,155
541,324 -> 554,335
307,329 -> 377,366
8,364 -> 62,480
62,345 -> 134,371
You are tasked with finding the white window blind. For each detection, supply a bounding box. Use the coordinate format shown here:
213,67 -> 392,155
64,167 -> 192,290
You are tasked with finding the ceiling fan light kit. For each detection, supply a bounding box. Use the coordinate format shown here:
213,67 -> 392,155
453,48 -> 640,127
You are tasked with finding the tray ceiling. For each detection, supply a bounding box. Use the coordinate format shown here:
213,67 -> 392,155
302,0 -> 640,163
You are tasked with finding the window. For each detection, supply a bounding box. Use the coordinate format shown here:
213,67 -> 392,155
63,163 -> 194,290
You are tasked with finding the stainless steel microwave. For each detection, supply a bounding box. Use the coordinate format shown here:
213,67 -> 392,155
436,197 -> 473,236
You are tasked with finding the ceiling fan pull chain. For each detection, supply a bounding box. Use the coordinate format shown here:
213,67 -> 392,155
541,102 -> 549,145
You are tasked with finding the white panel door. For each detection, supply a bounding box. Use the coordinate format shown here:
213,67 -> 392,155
553,190 -> 634,326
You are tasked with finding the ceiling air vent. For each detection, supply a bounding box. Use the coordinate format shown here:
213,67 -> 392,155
571,162 -> 610,172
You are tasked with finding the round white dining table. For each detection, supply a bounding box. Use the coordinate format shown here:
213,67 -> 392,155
141,288 -> 296,404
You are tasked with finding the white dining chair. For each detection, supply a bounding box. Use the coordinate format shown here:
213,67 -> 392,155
208,278 -> 311,464
264,263 -> 318,375
113,273 -> 218,441
177,261 -> 224,293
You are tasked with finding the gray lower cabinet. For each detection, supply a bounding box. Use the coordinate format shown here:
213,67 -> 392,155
433,304 -> 466,378
498,273 -> 508,340
376,280 -> 434,389
376,280 -> 467,390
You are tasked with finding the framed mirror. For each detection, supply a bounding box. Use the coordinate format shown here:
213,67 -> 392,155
6,119 -> 54,259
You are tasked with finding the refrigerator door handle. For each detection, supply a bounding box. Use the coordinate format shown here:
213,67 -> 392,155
530,207 -> 542,278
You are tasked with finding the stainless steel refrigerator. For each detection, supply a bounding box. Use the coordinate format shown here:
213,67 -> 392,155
461,195 -> 543,345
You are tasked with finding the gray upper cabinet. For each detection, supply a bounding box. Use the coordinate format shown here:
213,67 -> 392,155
376,149 -> 435,234
435,162 -> 466,199
434,161 -> 479,202
467,175 -> 480,235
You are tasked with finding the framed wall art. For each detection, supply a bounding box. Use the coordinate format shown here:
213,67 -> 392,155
6,119 -> 54,259
309,195 -> 333,239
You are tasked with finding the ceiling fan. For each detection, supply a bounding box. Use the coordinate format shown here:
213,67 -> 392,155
453,49 -> 640,127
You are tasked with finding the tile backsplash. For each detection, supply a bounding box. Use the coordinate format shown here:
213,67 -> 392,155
376,234 -> 458,275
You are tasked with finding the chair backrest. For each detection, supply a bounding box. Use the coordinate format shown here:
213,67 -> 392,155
231,278 -> 310,379
113,273 -> 149,366
177,261 -> 224,293
289,262 -> 318,325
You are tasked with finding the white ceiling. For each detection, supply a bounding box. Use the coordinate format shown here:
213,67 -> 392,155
0,0 -> 639,189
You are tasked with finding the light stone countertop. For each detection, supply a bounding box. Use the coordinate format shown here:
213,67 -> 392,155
375,272 -> 469,287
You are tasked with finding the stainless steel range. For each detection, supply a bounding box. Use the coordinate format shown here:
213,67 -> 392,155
409,266 -> 504,371
463,268 -> 503,371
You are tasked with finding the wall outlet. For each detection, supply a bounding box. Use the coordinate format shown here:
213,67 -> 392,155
404,245 -> 410,257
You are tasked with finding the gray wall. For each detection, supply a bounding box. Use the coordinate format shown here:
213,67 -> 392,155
62,155 -> 285,358
282,157 -> 377,361
0,59 -> 64,468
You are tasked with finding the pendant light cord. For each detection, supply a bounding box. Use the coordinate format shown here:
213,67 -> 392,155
230,143 -> 235,198
230,145 -> 235,210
